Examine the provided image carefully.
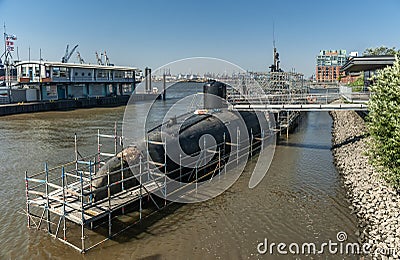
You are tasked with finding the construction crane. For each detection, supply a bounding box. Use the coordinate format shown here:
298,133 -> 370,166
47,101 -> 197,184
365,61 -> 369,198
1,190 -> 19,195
76,51 -> 85,64
61,44 -> 79,63
103,51 -> 110,66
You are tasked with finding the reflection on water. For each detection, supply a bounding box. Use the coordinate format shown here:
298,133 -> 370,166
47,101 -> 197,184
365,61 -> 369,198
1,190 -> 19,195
0,90 -> 357,259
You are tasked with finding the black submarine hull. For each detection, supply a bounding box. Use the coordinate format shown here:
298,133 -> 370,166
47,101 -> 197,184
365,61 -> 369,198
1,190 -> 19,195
93,81 -> 268,200
147,81 -> 265,182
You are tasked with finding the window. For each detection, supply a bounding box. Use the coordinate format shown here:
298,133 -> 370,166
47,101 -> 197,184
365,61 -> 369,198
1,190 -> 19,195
125,71 -> 134,78
22,67 -> 27,77
88,72 -> 91,77
115,71 -> 124,78
59,67 -> 68,78
75,72 -> 78,76
97,70 -> 108,78
82,72 -> 85,76
52,67 -> 60,77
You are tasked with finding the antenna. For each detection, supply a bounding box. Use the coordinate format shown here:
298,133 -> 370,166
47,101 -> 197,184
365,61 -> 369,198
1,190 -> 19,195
269,21 -> 281,72
272,21 -> 276,48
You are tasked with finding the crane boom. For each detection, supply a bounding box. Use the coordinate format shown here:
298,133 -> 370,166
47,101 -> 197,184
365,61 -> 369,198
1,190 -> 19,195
77,51 -> 85,64
61,44 -> 79,63
61,45 -> 69,63
66,45 -> 78,63
95,52 -> 102,65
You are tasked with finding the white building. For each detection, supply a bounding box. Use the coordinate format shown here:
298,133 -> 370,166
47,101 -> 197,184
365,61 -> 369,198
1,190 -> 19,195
15,61 -> 141,101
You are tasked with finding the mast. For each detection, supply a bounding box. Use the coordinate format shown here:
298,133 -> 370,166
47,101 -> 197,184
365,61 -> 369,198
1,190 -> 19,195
269,22 -> 280,72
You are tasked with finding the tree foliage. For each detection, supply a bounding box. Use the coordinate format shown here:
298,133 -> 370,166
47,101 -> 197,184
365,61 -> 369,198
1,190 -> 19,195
348,73 -> 364,87
368,56 -> 400,190
363,46 -> 400,56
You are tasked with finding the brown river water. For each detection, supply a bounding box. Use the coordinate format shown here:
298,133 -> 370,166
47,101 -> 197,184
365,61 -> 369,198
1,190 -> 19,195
0,87 -> 358,259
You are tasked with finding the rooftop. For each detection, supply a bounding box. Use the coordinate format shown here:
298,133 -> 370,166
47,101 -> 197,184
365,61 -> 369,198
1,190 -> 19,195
341,56 -> 396,72
15,60 -> 141,71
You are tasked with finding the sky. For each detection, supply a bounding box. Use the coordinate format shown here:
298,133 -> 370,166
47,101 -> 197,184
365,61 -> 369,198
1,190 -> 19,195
1,0 -> 399,77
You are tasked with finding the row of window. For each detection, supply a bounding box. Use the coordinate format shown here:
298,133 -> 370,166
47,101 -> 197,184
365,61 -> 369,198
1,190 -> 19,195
20,66 -> 135,80
74,72 -> 92,77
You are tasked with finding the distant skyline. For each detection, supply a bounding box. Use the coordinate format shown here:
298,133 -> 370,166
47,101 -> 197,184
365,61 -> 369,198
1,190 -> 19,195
1,0 -> 399,77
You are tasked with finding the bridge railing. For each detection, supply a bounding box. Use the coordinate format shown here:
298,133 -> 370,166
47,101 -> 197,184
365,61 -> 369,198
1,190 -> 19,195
339,85 -> 370,103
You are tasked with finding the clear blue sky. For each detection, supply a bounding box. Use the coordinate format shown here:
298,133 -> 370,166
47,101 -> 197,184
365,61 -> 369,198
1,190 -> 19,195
1,0 -> 399,77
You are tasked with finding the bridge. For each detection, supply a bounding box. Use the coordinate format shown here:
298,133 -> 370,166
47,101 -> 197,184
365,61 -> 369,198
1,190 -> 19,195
227,88 -> 369,112
231,103 -> 368,112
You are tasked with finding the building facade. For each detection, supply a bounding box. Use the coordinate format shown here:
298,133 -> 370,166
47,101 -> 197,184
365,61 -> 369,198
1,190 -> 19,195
316,50 -> 347,82
15,61 -> 140,101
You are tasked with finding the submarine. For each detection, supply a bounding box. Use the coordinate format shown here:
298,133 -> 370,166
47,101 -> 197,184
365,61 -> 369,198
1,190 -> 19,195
92,80 -> 270,201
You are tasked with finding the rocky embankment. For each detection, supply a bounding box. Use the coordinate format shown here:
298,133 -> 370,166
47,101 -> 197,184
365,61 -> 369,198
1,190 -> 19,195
331,111 -> 400,259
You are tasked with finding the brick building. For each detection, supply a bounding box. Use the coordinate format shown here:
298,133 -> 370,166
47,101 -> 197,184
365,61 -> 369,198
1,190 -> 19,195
316,50 -> 347,82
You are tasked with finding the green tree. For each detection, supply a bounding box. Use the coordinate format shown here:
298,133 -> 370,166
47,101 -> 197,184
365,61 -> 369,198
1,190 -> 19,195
348,73 -> 364,88
363,46 -> 400,56
368,56 -> 400,190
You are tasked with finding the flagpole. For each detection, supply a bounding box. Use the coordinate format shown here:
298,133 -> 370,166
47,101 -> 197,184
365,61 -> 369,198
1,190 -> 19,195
3,23 -> 11,103
3,23 -> 6,60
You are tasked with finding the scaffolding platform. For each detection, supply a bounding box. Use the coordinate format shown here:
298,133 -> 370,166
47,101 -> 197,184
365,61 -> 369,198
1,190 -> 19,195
28,178 -> 164,225
24,122 -> 267,253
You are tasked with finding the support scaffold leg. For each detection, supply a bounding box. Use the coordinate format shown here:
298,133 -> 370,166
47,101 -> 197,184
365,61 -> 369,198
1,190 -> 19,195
45,162 -> 51,234
25,171 -> 30,228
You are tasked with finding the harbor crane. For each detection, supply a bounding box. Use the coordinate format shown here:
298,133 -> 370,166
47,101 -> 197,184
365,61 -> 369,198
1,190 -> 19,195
95,51 -> 111,66
61,44 -> 78,63
76,51 -> 85,64
95,51 -> 102,65
103,51 -> 110,66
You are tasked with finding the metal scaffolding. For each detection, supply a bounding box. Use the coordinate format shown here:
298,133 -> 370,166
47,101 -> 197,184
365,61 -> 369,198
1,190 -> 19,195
24,122 -> 269,253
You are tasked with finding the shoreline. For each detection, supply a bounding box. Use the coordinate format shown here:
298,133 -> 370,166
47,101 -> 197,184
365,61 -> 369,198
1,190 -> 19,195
0,93 -> 160,116
330,110 -> 400,258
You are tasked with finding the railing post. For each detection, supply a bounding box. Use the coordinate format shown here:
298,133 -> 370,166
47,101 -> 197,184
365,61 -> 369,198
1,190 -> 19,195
45,162 -> 51,233
218,148 -> 221,180
107,166 -> 112,238
286,111 -> 289,139
25,171 -> 30,228
203,136 -> 207,176
223,132 -> 227,175
114,121 -> 117,155
75,133 -> 78,175
120,153 -> 124,192
261,129 -> 265,151
139,155 -> 142,220
62,166 -> 66,240
89,160 -> 93,204
236,127 -> 239,165
164,138 -> 167,206
250,128 -> 253,157
80,168 -> 85,253
97,129 -> 101,170
195,165 -> 198,193
179,153 -> 182,183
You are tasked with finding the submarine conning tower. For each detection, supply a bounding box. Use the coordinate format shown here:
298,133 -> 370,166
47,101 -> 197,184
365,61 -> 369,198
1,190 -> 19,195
203,80 -> 228,109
